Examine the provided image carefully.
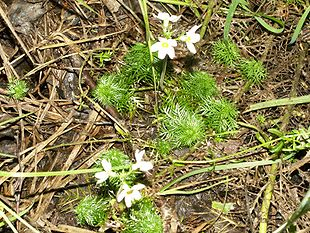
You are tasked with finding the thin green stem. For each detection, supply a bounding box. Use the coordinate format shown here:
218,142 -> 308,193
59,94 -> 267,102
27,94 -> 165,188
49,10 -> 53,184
0,112 -> 34,127
159,56 -> 168,91
259,163 -> 278,233
160,159 -> 282,193
173,137 -> 282,165
0,168 -> 101,177
138,0 -> 159,115
200,0 -> 216,39
159,177 -> 234,195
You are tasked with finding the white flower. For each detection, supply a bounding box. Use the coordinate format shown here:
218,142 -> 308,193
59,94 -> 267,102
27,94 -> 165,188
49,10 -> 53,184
151,37 -> 177,59
132,149 -> 153,172
94,159 -> 116,183
180,25 -> 201,54
117,183 -> 145,208
156,12 -> 181,28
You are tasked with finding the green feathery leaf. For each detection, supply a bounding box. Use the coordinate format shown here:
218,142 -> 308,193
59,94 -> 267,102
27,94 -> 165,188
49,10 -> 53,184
7,79 -> 29,100
122,198 -> 163,233
160,105 -> 205,148
180,71 -> 218,105
75,196 -> 110,227
239,59 -> 267,85
201,98 -> 239,133
212,39 -> 241,66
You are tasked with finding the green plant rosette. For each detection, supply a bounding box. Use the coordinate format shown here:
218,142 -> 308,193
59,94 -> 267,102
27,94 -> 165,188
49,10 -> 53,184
75,195 -> 110,227
212,39 -> 241,66
122,198 -> 163,233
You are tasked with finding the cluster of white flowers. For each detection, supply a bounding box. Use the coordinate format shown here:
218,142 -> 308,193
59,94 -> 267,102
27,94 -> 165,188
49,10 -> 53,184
94,149 -> 153,208
151,12 -> 201,60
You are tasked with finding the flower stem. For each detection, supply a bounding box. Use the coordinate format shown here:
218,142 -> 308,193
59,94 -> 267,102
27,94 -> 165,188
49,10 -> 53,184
159,56 -> 168,91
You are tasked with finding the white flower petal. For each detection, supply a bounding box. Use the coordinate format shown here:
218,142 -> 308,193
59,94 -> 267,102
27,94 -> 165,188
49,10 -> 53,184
169,15 -> 181,22
109,171 -> 117,177
189,25 -> 200,33
117,184 -> 145,208
151,42 -> 161,52
117,190 -> 126,202
135,149 -> 145,162
157,12 -> 170,21
138,161 -> 153,172
168,39 -> 177,47
122,183 -> 130,191
180,35 -> 187,42
124,196 -> 133,208
163,20 -> 169,28
166,47 -> 176,59
117,184 -> 129,202
132,163 -> 139,170
133,183 -> 146,191
152,38 -> 177,59
190,33 -> 200,43
158,49 -> 168,59
186,42 -> 197,54
95,171 -> 109,183
101,159 -> 112,172
131,190 -> 142,201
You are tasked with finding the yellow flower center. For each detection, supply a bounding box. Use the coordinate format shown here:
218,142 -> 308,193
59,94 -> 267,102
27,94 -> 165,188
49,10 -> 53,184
161,42 -> 169,48
127,189 -> 133,195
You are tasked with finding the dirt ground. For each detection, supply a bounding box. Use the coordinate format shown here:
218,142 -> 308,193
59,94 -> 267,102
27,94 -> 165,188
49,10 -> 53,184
0,0 -> 309,232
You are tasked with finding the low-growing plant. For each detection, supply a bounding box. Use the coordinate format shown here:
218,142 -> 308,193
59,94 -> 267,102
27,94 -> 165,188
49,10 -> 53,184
150,12 -> 201,89
201,98 -> 239,133
7,79 -> 29,100
122,198 -> 163,233
154,139 -> 173,157
256,126 -> 310,156
75,149 -> 157,230
239,58 -> 267,85
93,50 -> 112,67
121,43 -> 160,85
180,71 -> 218,105
212,39 -> 241,66
98,149 -> 131,168
160,104 -> 205,148
75,195 -> 110,227
94,149 -> 153,208
92,73 -> 133,112
97,149 -> 137,192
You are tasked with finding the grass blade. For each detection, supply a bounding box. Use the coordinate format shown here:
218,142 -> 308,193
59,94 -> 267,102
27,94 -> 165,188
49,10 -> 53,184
0,168 -> 100,177
150,0 -> 193,6
239,2 -> 284,34
273,187 -> 310,233
244,94 -> 310,113
259,163 -> 278,233
76,0 -> 98,15
0,112 -> 34,127
160,159 -> 281,193
0,211 -> 18,233
289,5 -> 310,44
159,177 -> 234,195
254,15 -> 284,34
224,0 -> 240,40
